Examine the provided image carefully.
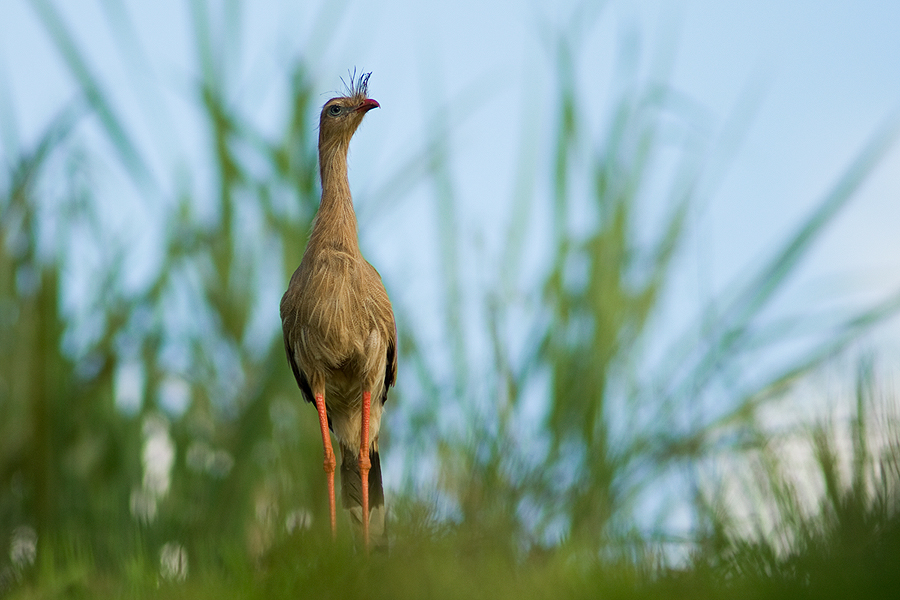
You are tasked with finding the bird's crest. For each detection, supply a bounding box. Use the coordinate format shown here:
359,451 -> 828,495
339,69 -> 372,101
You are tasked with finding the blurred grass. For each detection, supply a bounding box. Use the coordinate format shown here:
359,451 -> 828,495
2,1 -> 900,598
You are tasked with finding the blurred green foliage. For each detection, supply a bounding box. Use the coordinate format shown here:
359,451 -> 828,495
1,1 -> 899,598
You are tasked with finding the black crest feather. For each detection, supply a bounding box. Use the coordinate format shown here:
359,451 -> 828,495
340,68 -> 372,100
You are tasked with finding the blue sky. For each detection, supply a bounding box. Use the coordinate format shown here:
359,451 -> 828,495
2,1 -> 898,309
2,0 -> 899,444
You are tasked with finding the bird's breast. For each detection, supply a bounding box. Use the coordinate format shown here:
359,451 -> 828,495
293,251 -> 381,366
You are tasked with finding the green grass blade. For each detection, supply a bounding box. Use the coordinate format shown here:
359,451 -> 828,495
28,0 -> 156,193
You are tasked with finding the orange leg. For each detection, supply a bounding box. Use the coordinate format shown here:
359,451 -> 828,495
359,390 -> 372,551
314,392 -> 336,539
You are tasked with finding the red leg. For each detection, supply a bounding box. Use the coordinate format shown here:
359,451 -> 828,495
314,392 -> 336,539
359,390 -> 372,551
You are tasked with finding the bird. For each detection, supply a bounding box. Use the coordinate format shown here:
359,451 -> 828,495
280,71 -> 396,551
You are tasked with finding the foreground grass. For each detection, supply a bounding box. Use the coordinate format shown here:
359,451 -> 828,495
10,390 -> 900,600
8,531 -> 899,600
8,477 -> 900,600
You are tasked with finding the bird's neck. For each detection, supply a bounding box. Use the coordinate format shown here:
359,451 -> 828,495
313,139 -> 360,252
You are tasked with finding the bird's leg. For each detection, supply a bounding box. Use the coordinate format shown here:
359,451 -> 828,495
314,391 -> 337,539
359,390 -> 372,551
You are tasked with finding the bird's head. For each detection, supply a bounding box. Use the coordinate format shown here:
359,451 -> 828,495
319,71 -> 379,147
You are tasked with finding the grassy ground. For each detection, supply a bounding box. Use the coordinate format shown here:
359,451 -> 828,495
7,492 -> 900,600
6,391 -> 900,599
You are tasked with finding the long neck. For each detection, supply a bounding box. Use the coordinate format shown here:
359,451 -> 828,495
312,136 -> 359,252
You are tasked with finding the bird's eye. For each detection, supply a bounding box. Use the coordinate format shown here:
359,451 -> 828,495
328,105 -> 342,116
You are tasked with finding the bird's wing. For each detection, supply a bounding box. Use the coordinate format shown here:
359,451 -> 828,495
364,260 -> 398,404
282,322 -> 315,405
383,316 -> 397,404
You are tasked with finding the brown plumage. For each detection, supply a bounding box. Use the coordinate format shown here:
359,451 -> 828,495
280,72 -> 396,550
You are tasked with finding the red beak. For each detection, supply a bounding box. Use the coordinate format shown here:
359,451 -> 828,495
357,99 -> 380,113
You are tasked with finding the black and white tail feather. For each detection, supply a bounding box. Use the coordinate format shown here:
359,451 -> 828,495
340,442 -> 386,551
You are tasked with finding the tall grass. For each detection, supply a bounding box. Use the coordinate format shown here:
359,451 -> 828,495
696,362 -> 900,599
1,1 -> 899,598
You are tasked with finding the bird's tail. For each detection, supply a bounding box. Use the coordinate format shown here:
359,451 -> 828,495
340,442 -> 386,550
